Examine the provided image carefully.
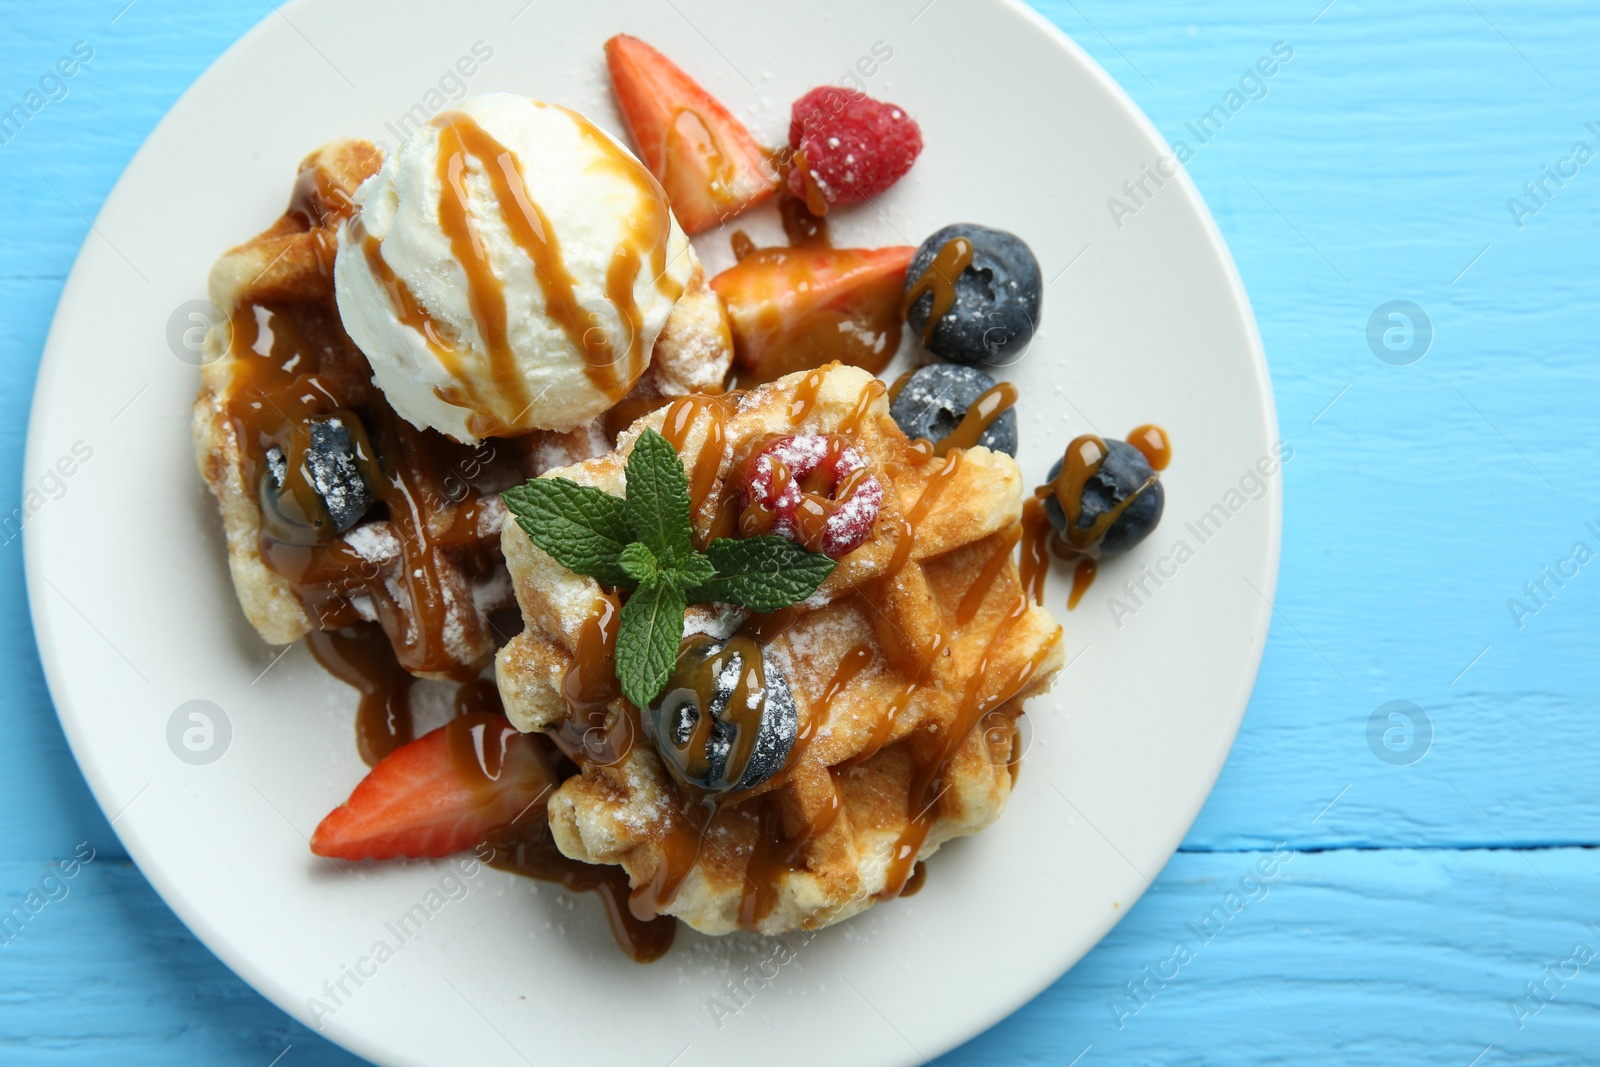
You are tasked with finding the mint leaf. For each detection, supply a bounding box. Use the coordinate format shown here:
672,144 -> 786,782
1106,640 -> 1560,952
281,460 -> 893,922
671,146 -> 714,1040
689,536 -> 836,612
668,551 -> 718,591
616,579 -> 686,708
618,542 -> 660,585
624,428 -> 693,560
503,478 -> 633,587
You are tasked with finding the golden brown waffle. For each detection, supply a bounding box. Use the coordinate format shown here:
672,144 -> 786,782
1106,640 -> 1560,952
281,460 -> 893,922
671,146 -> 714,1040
497,363 -> 1064,935
193,140 -> 733,677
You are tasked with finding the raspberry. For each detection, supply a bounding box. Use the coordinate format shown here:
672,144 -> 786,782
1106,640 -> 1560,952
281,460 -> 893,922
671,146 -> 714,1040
787,87 -> 923,209
739,434 -> 884,558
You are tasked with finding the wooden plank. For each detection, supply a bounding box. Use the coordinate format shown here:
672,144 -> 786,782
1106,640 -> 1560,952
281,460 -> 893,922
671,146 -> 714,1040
3,849 -> 1596,1065
3,1 -> 1600,1065
941,847 -> 1600,1066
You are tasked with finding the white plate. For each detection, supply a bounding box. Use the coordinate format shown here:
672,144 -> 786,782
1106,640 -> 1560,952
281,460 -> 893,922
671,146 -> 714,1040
25,1 -> 1278,1064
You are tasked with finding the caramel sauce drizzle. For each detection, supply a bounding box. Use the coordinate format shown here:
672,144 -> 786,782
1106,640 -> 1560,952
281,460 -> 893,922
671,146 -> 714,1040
790,148 -> 830,217
432,117 -> 533,429
630,800 -> 714,923
903,437 -> 937,468
230,304 -> 483,677
1068,558 -> 1098,610
289,155 -> 371,274
842,631 -> 944,771
789,362 -> 837,424
838,379 -> 886,437
901,236 -> 973,344
1018,489 -> 1052,607
228,156 -> 689,962
908,449 -> 965,523
1068,559 -> 1107,607
880,515 -> 918,584
655,635 -> 772,792
479,808 -> 677,962
628,634 -> 774,922
455,706 -> 674,962
803,644 -> 875,767
957,525 -> 1024,627
886,370 -> 913,405
779,190 -> 830,247
739,456 -> 791,537
730,230 -> 756,261
879,593 -> 1060,899
1128,423 -> 1172,471
352,216 -> 456,358
1050,434 -> 1156,555
933,381 -> 1017,456
565,106 -> 683,302
1017,426 -> 1170,610
550,592 -> 633,766
306,625 -> 416,765
661,394 -> 732,548
738,778 -> 842,930
883,448 -> 964,579
384,110 -> 681,435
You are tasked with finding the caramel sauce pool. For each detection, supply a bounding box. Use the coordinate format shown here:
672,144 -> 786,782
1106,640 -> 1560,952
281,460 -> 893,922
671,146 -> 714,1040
1128,423 -> 1172,471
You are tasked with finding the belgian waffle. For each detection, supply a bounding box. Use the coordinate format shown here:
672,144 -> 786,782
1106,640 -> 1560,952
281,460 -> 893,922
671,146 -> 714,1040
497,363 -> 1064,935
192,140 -> 733,677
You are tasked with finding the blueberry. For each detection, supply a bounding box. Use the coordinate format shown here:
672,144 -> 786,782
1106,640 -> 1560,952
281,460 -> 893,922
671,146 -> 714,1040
903,223 -> 1042,367
646,636 -> 797,796
1043,439 -> 1164,557
260,414 -> 373,543
305,415 -> 372,533
889,364 -> 1017,456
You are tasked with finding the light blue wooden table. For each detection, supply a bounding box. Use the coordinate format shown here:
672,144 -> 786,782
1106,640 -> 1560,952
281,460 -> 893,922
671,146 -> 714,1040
4,1 -> 1597,1063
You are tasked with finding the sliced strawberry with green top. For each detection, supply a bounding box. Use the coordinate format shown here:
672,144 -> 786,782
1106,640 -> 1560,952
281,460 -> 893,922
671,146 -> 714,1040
605,34 -> 777,234
711,245 -> 914,379
311,713 -> 556,861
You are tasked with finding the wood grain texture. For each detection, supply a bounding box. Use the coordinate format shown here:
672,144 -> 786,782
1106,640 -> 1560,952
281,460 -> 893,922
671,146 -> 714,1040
2,0 -> 1598,1063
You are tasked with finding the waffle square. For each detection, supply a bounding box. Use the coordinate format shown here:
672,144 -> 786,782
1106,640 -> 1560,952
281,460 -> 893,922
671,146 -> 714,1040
192,140 -> 732,677
497,363 -> 1064,934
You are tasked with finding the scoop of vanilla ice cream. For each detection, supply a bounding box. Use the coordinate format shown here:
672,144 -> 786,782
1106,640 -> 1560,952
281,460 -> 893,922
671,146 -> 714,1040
335,93 -> 696,441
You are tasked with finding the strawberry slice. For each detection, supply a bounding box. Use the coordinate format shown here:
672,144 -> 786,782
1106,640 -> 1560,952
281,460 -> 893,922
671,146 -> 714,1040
711,245 -> 914,379
311,713 -> 556,861
605,34 -> 777,234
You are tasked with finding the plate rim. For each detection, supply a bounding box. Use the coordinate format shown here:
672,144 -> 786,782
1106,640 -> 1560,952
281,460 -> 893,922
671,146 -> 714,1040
23,1 -> 1280,1063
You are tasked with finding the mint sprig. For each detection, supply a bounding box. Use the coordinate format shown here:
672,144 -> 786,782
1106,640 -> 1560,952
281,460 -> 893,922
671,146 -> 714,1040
688,536 -> 838,613
502,428 -> 837,708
